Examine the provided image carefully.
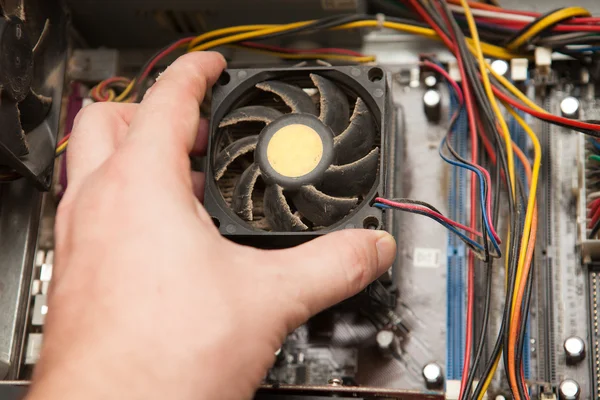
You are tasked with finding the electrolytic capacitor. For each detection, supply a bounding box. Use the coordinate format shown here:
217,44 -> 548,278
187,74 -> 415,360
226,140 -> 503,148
423,89 -> 442,123
559,379 -> 581,400
422,362 -> 444,389
564,336 -> 586,365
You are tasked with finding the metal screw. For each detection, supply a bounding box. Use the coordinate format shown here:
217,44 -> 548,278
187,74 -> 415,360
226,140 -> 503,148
16,25 -> 22,39
328,377 -> 343,387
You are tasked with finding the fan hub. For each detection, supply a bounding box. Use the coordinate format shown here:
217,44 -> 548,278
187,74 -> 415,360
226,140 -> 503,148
0,17 -> 33,102
256,114 -> 334,190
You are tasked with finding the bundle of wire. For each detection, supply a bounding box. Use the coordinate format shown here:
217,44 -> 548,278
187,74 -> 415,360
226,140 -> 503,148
16,4 -> 594,399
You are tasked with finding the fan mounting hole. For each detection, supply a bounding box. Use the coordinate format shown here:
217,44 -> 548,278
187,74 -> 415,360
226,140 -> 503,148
368,68 -> 384,82
218,71 -> 231,86
211,217 -> 221,228
363,216 -> 380,230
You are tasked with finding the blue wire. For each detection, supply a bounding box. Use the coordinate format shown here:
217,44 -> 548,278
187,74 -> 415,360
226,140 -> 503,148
373,203 -> 485,252
439,137 -> 502,256
567,46 -> 600,53
589,138 -> 600,153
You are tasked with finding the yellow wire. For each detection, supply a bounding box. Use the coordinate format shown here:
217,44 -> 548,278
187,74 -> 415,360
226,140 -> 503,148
189,21 -> 314,52
460,1 -> 519,397
188,24 -> 278,50
506,108 -> 541,316
231,45 -> 375,63
56,140 -> 68,155
487,65 -> 547,113
460,0 -> 516,195
114,79 -> 136,102
506,7 -> 591,51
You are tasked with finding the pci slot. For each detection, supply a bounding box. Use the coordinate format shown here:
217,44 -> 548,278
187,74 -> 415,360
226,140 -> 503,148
446,93 -> 468,380
536,99 -> 556,384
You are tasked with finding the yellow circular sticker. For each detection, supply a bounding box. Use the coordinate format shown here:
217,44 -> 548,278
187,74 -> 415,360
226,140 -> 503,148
267,124 -> 324,178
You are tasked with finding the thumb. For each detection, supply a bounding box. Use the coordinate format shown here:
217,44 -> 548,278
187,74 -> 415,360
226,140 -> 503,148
266,229 -> 396,319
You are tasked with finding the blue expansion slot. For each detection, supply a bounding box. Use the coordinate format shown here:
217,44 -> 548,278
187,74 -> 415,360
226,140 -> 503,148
446,90 -> 468,380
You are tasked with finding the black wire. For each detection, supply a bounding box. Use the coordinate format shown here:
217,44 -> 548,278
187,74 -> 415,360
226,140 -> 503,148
461,151 -> 502,399
504,8 -> 566,49
387,198 -> 445,214
432,3 -> 523,399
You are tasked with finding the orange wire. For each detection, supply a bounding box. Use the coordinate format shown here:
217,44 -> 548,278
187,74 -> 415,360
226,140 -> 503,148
507,143 -> 537,400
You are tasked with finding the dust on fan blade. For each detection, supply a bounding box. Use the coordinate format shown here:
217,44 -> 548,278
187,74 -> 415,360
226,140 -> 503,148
291,185 -> 358,227
256,81 -> 317,115
232,163 -> 261,221
32,19 -> 50,55
219,106 -> 283,128
0,0 -> 25,19
0,99 -> 28,157
264,184 -> 308,231
333,98 -> 375,165
310,74 -> 349,136
214,135 -> 258,180
321,148 -> 379,198
19,89 -> 51,132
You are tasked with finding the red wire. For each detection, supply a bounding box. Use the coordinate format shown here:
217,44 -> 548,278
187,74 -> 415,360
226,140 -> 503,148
240,42 -> 367,57
421,60 -> 501,244
139,37 -> 196,85
57,133 -> 70,147
374,198 -> 483,237
588,199 -> 600,228
408,3 -> 477,397
492,86 -> 600,133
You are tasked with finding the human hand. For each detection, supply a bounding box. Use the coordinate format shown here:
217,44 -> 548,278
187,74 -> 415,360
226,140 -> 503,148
27,52 -> 396,400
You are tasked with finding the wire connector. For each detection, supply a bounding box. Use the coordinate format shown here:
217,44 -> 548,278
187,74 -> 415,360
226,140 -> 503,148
375,13 -> 386,30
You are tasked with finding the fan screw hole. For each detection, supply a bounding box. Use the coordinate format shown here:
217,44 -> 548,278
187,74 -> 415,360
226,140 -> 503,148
16,25 -> 22,40
368,67 -> 384,82
218,71 -> 231,86
211,217 -> 221,228
363,216 -> 380,230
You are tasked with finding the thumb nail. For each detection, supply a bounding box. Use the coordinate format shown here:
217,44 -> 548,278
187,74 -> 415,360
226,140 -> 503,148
375,232 -> 397,268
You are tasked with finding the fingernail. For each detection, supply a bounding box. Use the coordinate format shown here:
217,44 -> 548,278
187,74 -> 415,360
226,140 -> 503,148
375,232 -> 397,267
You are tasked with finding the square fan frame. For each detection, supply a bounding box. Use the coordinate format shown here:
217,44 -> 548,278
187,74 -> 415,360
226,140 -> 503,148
204,65 -> 393,248
0,0 -> 68,190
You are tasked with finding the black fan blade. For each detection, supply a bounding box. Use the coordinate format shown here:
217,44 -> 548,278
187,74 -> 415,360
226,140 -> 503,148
232,163 -> 261,221
0,98 -> 28,157
333,98 -> 375,165
219,106 -> 283,128
214,135 -> 258,180
321,148 -> 379,197
32,19 -> 50,55
256,81 -> 317,115
264,184 -> 308,231
0,0 -> 25,19
292,185 -> 358,227
310,74 -> 349,136
18,89 -> 52,132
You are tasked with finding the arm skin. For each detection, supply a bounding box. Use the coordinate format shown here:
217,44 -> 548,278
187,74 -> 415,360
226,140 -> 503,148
26,52 -> 396,400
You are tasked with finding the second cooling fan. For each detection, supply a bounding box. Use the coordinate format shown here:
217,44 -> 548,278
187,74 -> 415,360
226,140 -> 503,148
205,66 -> 390,245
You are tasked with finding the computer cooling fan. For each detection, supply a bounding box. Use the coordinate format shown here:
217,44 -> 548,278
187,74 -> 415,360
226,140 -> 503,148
204,66 -> 390,247
0,0 -> 67,189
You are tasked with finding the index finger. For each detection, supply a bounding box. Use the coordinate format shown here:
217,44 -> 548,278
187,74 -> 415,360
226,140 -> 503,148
126,52 -> 226,166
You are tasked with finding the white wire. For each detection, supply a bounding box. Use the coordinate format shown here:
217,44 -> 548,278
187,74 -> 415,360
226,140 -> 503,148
448,4 -> 534,23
